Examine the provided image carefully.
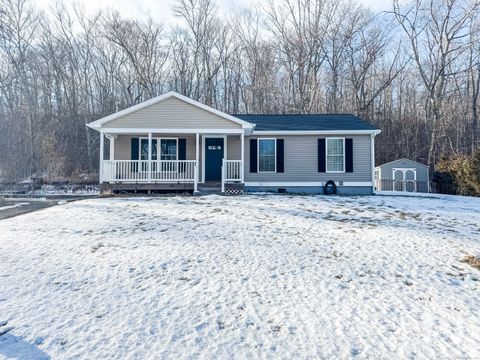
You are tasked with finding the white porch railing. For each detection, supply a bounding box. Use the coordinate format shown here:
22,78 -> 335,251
101,160 -> 196,183
221,159 -> 243,193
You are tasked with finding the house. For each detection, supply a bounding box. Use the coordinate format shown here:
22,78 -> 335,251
87,91 -> 381,195
375,158 -> 430,193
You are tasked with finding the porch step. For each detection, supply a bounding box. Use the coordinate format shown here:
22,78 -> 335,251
197,182 -> 221,195
195,182 -> 244,196
196,189 -> 221,195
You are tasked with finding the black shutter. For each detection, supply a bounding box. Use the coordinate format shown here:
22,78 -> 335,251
131,137 -> 139,173
178,138 -> 187,160
276,139 -> 284,173
345,138 -> 353,173
131,138 -> 139,160
250,139 -> 257,173
318,138 -> 326,172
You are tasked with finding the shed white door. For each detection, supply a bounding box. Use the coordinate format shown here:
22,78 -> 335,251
393,168 -> 416,192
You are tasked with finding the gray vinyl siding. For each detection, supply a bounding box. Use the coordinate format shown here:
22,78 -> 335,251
104,97 -> 242,129
114,134 -> 197,161
227,135 -> 241,160
245,135 -> 372,183
377,159 -> 429,182
113,135 -> 131,160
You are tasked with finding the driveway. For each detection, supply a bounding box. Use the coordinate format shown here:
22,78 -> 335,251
0,199 -> 60,220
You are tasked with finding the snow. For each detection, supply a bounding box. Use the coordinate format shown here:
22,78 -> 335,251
376,190 -> 439,197
1,194 -> 480,359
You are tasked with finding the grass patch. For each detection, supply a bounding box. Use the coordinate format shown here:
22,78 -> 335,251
461,255 -> 480,270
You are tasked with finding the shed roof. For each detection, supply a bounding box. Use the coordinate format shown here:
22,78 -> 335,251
376,158 -> 429,169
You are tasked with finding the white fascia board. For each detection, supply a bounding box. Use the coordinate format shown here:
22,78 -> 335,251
87,92 -> 174,129
100,128 -> 245,135
251,130 -> 381,136
377,157 -> 429,169
244,182 -> 373,187
86,91 -> 254,130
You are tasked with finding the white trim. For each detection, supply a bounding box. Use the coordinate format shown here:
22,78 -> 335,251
148,133 -> 152,182
244,182 -> 373,187
392,168 -> 417,180
87,91 -> 254,130
100,129 -> 379,136
202,135 -> 227,183
252,130 -> 381,135
326,137 -> 345,173
195,133 -> 199,192
427,167 -> 430,193
99,133 -> 104,183
257,138 -> 277,173
240,133 -> 245,182
109,136 -> 114,161
139,137 -> 178,161
392,168 -> 417,192
100,128 -> 245,135
376,157 -> 429,169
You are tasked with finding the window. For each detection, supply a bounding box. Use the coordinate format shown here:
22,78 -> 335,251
258,139 -> 276,172
326,138 -> 345,172
140,139 -> 149,160
160,139 -> 177,160
139,138 -> 177,161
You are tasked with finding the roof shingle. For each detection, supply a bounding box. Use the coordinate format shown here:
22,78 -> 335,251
231,114 -> 378,131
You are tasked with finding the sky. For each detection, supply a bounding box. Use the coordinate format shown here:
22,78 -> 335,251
36,0 -> 394,24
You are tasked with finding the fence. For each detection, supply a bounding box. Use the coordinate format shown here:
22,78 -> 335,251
375,179 -> 429,193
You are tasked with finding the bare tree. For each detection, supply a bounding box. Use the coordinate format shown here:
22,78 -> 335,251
393,0 -> 480,166
0,0 -> 479,181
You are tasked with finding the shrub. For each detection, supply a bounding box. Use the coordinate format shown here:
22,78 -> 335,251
436,149 -> 480,197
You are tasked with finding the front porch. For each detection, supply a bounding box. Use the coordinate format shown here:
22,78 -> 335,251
99,131 -> 245,194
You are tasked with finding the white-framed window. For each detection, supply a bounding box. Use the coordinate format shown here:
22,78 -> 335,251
139,137 -> 178,161
326,138 -> 345,173
159,139 -> 177,160
258,138 -> 276,173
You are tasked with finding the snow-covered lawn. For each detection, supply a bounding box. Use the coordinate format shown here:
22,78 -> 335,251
1,194 -> 480,359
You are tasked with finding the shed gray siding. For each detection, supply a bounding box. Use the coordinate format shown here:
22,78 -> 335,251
103,97 -> 242,129
244,135 -> 373,183
376,159 -> 429,182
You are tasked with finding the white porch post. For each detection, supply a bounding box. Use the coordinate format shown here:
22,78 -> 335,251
195,133 -> 199,193
109,137 -> 114,160
148,132 -> 152,182
240,132 -> 245,182
221,159 -> 225,193
99,132 -> 104,183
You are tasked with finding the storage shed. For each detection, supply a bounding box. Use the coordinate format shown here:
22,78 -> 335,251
375,158 -> 430,193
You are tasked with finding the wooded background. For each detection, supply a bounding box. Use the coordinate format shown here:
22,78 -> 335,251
0,0 -> 479,181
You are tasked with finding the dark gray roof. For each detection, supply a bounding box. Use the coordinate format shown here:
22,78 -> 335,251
231,114 -> 379,131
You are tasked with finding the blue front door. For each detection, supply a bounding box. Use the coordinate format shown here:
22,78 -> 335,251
205,138 -> 224,181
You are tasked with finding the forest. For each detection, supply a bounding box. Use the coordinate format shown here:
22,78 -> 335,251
0,0 -> 479,185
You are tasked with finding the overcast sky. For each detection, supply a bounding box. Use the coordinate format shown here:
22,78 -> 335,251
37,0 -> 393,23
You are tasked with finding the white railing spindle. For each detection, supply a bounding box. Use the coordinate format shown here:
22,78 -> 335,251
101,160 -> 196,183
